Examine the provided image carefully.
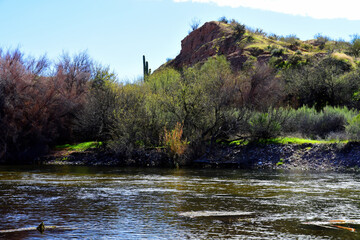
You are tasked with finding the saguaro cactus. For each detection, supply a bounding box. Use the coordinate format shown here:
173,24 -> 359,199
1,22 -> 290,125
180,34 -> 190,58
143,55 -> 151,81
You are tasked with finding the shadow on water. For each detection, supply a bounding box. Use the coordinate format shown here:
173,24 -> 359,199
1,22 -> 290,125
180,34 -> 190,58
1,165 -> 360,239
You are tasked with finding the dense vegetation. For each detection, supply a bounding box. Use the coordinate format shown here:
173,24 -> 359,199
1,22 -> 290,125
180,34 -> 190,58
1,21 -> 360,164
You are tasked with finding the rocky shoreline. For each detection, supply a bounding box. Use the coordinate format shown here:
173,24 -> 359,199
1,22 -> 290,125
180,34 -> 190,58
40,142 -> 360,171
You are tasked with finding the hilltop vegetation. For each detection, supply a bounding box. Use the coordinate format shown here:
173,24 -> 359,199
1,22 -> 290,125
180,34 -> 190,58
168,17 -> 359,72
1,19 -> 360,165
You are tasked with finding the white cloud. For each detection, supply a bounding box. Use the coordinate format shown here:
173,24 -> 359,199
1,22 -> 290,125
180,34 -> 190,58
173,0 -> 360,20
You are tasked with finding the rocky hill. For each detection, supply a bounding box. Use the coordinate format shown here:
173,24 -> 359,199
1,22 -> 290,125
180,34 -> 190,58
165,20 -> 354,71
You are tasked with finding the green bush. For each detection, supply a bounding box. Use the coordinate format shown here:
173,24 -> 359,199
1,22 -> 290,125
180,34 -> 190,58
349,35 -> 360,57
314,33 -> 331,50
232,22 -> 246,40
269,56 -> 285,69
218,16 -> 229,24
281,34 -> 300,45
270,48 -> 284,57
249,47 -> 264,57
286,54 -> 305,68
248,108 -> 288,140
283,106 -> 356,138
346,114 -> 360,140
283,56 -> 357,110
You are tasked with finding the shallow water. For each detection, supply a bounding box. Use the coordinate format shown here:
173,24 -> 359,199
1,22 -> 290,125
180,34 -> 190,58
1,166 -> 360,239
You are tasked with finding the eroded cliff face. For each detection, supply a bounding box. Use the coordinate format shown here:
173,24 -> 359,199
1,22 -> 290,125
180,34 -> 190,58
169,21 -> 249,70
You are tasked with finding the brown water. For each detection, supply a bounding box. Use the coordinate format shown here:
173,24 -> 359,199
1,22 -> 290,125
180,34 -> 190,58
0,166 -> 360,239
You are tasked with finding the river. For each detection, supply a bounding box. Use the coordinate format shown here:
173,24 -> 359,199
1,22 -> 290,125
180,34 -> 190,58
0,166 -> 359,239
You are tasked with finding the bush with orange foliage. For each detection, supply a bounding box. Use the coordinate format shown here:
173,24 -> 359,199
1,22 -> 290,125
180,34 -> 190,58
163,122 -> 188,158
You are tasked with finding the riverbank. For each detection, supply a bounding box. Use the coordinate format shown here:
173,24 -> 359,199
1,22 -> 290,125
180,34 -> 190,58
40,141 -> 360,171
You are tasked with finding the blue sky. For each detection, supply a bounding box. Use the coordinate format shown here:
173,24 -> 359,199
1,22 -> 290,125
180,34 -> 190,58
1,0 -> 360,81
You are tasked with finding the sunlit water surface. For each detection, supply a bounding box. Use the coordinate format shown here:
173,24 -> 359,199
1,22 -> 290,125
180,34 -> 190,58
1,166 -> 360,239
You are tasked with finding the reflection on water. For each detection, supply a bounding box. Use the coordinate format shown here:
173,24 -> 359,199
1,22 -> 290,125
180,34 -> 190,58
1,166 -> 360,239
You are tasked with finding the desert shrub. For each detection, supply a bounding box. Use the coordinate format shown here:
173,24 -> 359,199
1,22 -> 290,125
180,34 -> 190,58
269,56 -> 285,69
268,33 -> 280,41
283,106 -> 316,135
323,55 -> 353,72
189,18 -> 201,33
270,48 -> 284,57
349,34 -> 360,57
333,39 -> 351,52
242,56 -> 257,70
313,106 -> 352,138
346,114 -> 360,140
218,108 -> 251,139
246,27 -> 267,37
314,33 -> 331,50
249,47 -> 264,57
326,131 -> 349,141
314,33 -> 331,42
248,108 -> 288,140
246,35 -> 255,43
303,44 -> 313,51
281,34 -> 300,46
286,55 -> 305,68
218,16 -> 229,24
283,106 -> 356,138
233,22 -> 246,40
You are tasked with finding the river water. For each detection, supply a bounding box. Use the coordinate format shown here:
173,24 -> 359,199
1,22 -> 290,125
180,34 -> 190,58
0,166 -> 360,239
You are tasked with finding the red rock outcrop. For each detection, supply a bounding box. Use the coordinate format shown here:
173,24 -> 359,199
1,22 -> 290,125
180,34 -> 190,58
169,21 -> 247,70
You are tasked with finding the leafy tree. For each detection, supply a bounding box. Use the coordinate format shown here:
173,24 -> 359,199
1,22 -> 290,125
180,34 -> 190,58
0,49 -> 92,163
75,66 -> 118,141
145,56 -> 247,149
110,82 -> 151,154
241,63 -> 282,109
283,56 -> 356,110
